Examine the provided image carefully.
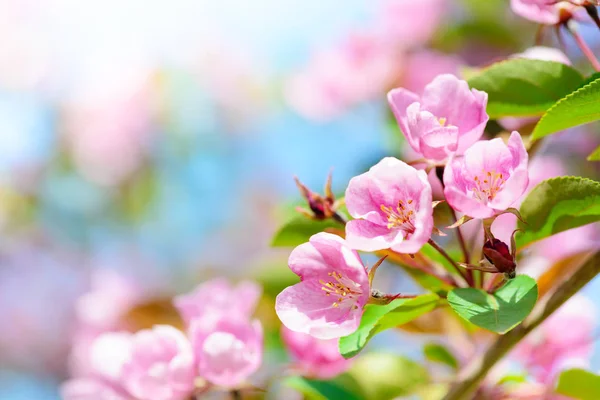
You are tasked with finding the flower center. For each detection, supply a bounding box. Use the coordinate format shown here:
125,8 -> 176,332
438,117 -> 447,126
320,271 -> 362,309
380,199 -> 416,232
472,171 -> 506,202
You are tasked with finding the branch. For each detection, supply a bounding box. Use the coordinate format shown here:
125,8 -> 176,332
443,251 -> 600,400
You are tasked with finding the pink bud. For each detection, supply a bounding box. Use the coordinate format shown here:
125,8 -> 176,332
120,326 -> 196,400
345,157 -> 433,253
190,316 -> 263,388
281,326 -> 352,379
388,74 -> 488,161
444,132 -> 529,219
275,232 -> 369,339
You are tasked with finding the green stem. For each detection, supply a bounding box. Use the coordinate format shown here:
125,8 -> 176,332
428,239 -> 472,286
443,251 -> 600,400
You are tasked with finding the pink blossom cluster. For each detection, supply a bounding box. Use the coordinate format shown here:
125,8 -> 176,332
277,72 -> 530,339
284,0 -> 460,120
61,278 -> 264,400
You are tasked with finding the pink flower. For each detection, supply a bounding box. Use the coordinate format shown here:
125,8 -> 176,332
61,332 -> 134,400
275,232 -> 369,339
61,379 -> 132,400
388,74 -> 488,161
345,157 -> 433,253
511,0 -> 581,25
513,295 -> 596,384
174,278 -> 261,328
444,131 -> 529,219
284,31 -> 398,121
377,0 -> 447,48
401,50 -> 462,96
191,317 -> 263,388
120,326 -> 196,400
281,326 -> 352,379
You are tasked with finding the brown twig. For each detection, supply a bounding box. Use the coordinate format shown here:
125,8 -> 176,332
428,238 -> 472,286
443,251 -> 600,400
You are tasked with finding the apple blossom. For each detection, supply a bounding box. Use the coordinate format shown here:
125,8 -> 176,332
275,232 -> 369,339
61,332 -> 134,400
512,295 -> 596,384
388,74 -> 488,161
345,157 -> 433,253
511,0 -> 583,25
191,316 -> 263,388
173,277 -> 261,328
120,325 -> 196,400
281,326 -> 352,379
444,131 -> 529,219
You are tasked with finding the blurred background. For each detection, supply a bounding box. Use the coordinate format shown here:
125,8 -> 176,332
1,0 -> 600,398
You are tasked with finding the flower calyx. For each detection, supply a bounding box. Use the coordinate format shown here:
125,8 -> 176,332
294,171 -> 345,223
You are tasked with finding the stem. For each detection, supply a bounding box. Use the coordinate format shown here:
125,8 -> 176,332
231,390 -> 242,400
450,208 -> 474,285
378,249 -> 460,287
332,211 -> 347,225
428,239 -> 472,286
566,21 -> 600,71
585,4 -> 600,32
443,251 -> 600,400
450,209 -> 471,264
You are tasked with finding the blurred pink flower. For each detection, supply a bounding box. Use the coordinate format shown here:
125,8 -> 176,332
401,51 -> 463,96
377,0 -> 447,47
69,269 -> 144,378
63,72 -> 154,186
345,157 -> 433,253
120,325 -> 196,400
61,379 -> 132,400
285,31 -> 398,121
173,278 -> 261,328
511,0 -> 581,25
281,326 -> 351,379
61,332 -> 134,400
512,295 -> 597,384
444,132 -> 529,219
388,74 -> 488,161
191,316 -> 263,388
276,232 -> 369,339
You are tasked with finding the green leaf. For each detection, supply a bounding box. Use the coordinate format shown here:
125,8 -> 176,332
447,275 -> 537,333
284,374 -> 365,400
423,343 -> 459,370
467,59 -> 583,118
556,368 -> 600,400
349,353 -> 429,400
587,145 -> 600,161
516,177 -> 600,248
271,216 -> 341,247
532,76 -> 600,139
339,293 -> 439,358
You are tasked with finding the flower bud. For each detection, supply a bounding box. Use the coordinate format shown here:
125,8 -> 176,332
483,238 -> 516,278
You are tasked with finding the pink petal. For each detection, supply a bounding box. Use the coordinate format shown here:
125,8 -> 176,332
288,233 -> 365,282
345,219 -> 405,251
275,281 -> 362,340
387,88 -> 421,151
